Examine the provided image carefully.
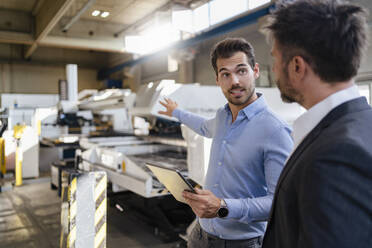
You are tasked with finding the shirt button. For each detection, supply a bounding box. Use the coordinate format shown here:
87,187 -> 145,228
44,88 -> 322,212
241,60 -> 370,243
214,184 -> 218,187
222,140 -> 226,144
218,162 -> 222,166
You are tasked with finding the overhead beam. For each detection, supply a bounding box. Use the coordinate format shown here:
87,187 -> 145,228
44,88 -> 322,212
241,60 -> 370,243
25,0 -> 76,58
62,0 -> 97,32
41,36 -> 126,53
0,31 -> 34,45
32,0 -> 46,16
0,30 -> 125,53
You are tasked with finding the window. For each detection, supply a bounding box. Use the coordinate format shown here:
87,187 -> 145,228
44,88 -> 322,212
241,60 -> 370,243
357,82 -> 371,105
172,9 -> 193,33
210,0 -> 247,25
125,0 -> 271,55
249,0 -> 271,9
193,3 -> 210,32
168,55 -> 178,72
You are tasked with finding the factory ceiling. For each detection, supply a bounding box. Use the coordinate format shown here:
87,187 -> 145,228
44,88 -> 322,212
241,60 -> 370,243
0,0 -> 208,58
0,0 -> 370,60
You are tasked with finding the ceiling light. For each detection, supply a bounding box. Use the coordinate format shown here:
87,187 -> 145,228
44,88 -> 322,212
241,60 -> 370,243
92,10 -> 100,16
101,11 -> 110,18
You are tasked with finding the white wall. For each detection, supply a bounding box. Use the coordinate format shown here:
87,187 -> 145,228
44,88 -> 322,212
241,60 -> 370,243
0,63 -> 103,94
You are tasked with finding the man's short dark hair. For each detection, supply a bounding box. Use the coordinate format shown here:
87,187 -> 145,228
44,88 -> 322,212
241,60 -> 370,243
265,0 -> 368,83
211,38 -> 256,76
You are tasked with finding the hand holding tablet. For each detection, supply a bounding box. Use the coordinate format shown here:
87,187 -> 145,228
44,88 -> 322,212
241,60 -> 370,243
146,162 -> 196,203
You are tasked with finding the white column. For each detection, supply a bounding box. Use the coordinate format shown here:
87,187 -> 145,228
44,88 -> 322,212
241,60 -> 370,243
66,64 -> 78,101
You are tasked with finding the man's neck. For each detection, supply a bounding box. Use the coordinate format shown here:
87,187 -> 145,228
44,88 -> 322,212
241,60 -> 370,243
229,93 -> 258,122
302,80 -> 354,110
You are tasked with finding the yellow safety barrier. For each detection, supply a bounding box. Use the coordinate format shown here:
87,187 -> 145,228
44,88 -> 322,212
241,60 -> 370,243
13,124 -> 26,139
121,161 -> 126,173
15,146 -> 22,186
13,124 -> 26,187
37,120 -> 41,136
0,138 -> 6,175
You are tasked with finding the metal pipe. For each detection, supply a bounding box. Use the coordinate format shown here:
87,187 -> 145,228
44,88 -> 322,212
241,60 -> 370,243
62,0 -> 97,32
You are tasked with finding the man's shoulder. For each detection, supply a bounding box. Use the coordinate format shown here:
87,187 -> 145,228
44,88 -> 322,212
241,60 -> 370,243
259,108 -> 291,130
301,112 -> 372,162
322,105 -> 372,138
213,106 -> 228,117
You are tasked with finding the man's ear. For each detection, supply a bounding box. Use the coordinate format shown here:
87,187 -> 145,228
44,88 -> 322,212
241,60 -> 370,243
216,75 -> 220,86
288,56 -> 306,83
253,63 -> 260,79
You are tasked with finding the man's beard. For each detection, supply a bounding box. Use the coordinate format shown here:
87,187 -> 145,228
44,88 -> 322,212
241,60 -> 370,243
276,70 -> 303,105
277,79 -> 297,103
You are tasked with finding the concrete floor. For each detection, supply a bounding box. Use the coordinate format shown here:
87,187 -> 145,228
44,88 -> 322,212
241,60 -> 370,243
0,179 -> 183,248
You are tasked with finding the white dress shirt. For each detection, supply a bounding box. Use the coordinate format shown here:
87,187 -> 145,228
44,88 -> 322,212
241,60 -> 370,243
291,85 -> 361,150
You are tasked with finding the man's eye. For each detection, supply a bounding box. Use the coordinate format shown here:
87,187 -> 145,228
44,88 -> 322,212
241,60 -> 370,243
222,73 -> 229,78
238,69 -> 247,74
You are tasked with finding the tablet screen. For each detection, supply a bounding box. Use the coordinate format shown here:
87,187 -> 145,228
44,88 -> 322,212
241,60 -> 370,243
146,163 -> 195,203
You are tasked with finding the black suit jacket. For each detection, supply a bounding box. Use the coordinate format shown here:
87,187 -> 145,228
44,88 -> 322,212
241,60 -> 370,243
262,97 -> 372,248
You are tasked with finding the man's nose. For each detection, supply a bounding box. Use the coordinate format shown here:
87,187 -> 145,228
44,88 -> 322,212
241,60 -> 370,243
231,73 -> 240,85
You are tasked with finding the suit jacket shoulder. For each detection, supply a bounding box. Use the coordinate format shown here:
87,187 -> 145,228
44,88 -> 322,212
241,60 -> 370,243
263,97 -> 372,248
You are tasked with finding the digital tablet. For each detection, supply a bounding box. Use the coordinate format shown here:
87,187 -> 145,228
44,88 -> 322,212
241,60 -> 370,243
146,162 -> 195,203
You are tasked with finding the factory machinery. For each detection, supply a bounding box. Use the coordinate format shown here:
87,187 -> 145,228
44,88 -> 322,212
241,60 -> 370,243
75,80 -> 304,241
77,80 -> 226,240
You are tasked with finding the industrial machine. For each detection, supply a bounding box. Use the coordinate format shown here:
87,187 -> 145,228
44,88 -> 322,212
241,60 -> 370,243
78,80 -> 226,196
78,88 -> 136,135
76,80 -> 225,240
76,80 -> 304,240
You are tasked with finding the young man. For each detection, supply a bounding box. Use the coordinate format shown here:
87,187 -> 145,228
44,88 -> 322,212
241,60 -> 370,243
263,1 -> 372,247
159,38 -> 293,248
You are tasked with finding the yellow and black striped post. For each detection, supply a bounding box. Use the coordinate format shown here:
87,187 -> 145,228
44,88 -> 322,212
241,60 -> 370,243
60,170 -> 78,248
67,177 -> 77,247
60,170 -> 107,248
94,173 -> 107,248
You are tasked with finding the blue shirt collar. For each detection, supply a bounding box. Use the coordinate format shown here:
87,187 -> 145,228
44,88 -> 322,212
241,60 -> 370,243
224,93 -> 268,121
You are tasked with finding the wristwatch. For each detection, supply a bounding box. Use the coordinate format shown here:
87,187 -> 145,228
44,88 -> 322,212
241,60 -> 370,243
217,199 -> 229,218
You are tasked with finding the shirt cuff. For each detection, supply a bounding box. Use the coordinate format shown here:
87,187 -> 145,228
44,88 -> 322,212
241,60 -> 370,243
224,198 -> 243,219
172,108 -> 181,120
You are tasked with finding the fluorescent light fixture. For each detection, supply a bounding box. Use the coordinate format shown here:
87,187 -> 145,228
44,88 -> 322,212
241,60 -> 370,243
101,11 -> 110,18
92,10 -> 101,16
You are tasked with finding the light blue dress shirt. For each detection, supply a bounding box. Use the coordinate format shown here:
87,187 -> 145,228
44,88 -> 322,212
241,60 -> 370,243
173,93 -> 293,240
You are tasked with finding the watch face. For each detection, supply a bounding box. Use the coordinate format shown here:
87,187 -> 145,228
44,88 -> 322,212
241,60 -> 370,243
218,207 -> 228,218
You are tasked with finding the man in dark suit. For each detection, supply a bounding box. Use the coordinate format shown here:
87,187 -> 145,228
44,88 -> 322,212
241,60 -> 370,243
262,0 -> 372,247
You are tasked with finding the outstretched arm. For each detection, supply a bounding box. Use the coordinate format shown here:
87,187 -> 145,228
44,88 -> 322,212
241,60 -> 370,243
158,98 -> 178,117
158,97 -> 217,138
